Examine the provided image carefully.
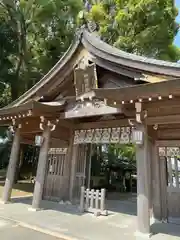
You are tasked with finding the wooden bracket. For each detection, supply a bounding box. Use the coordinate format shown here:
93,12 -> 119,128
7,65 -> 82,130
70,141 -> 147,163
9,123 -> 22,134
39,116 -> 59,132
135,102 -> 142,123
134,102 -> 147,124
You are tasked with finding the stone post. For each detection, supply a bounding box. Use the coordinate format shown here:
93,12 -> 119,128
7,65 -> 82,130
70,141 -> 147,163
31,125 -> 51,210
2,126 -> 21,203
135,124 -> 151,237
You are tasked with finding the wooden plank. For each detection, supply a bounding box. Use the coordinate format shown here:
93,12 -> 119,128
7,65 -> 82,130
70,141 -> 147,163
159,158 -> 168,221
73,144 -> 87,200
2,127 -> 21,203
83,145 -> 87,186
43,46 -> 85,96
158,124 -> 180,130
144,99 -> 180,110
69,145 -> 78,201
156,141 -> 180,147
91,79 -> 180,102
95,190 -> 99,210
136,124 -> 151,234
174,157 -> 179,188
51,127 -> 70,141
43,149 -> 68,201
63,131 -> 74,199
32,125 -> 51,209
147,107 -> 180,118
75,119 -> 129,130
167,157 -> 173,187
48,156 -> 54,199
147,115 -> 180,125
86,144 -> 92,188
60,104 -> 122,119
151,142 -> 162,220
167,187 -> 180,193
158,129 -> 180,140
90,189 -> 94,209
54,154 -> 58,176
50,138 -> 68,148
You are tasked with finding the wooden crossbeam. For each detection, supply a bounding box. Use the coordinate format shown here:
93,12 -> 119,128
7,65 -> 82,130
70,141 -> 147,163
146,114 -> 180,125
75,119 -> 130,130
158,129 -> 180,140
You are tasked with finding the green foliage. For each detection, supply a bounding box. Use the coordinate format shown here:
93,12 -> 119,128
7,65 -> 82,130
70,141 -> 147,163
0,0 -> 83,168
91,144 -> 136,176
0,0 -> 179,106
0,0 -> 83,103
107,143 -> 135,163
84,0 -> 180,61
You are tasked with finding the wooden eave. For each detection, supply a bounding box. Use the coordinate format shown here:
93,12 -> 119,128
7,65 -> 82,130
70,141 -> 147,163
0,100 -> 66,124
81,78 -> 180,103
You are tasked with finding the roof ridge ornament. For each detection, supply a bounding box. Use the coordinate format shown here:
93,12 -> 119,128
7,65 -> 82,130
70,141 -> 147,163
78,0 -> 99,34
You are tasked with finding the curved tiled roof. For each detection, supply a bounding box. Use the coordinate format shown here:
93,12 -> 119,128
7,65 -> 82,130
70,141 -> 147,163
6,28 -> 180,108
83,30 -> 180,68
82,30 -> 180,76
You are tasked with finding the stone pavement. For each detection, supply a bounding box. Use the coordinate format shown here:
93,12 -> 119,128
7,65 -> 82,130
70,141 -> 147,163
0,218 -> 61,240
0,196 -> 180,240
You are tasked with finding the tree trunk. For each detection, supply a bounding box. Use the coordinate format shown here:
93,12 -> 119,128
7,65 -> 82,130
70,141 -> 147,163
10,81 -> 19,101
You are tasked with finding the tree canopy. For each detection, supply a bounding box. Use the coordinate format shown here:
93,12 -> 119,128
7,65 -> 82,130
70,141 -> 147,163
0,0 -> 83,105
83,0 -> 180,62
0,0 -> 179,107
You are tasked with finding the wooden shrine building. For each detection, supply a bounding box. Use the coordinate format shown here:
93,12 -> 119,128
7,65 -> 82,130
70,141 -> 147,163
1,28 -> 180,237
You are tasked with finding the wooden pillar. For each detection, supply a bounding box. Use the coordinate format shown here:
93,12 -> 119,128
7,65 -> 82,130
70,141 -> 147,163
85,143 -> 92,188
151,142 -> 162,221
63,131 -> 74,200
2,126 -> 21,203
136,125 -> 151,237
159,157 -> 168,221
31,125 -> 51,210
69,144 -> 78,202
148,139 -> 153,216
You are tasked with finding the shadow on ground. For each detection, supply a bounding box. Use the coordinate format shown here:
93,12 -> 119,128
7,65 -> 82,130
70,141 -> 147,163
151,222 -> 180,239
0,181 -> 34,198
11,192 -> 138,216
1,195 -> 180,239
106,192 -> 137,216
11,196 -> 86,216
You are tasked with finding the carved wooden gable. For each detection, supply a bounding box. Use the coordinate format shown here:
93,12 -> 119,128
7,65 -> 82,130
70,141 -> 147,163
74,57 -> 98,97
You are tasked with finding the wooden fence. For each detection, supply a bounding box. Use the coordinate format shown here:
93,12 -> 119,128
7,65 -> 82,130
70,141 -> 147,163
80,186 -> 108,216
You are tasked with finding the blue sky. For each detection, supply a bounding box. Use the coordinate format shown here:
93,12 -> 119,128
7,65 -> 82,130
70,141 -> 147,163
174,0 -> 180,47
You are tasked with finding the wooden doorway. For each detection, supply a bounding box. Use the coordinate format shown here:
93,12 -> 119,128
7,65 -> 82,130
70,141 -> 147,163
158,143 -> 180,224
73,144 -> 87,200
43,148 -> 68,201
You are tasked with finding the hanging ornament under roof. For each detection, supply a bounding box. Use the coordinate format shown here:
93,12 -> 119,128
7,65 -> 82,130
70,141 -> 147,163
74,57 -> 98,98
